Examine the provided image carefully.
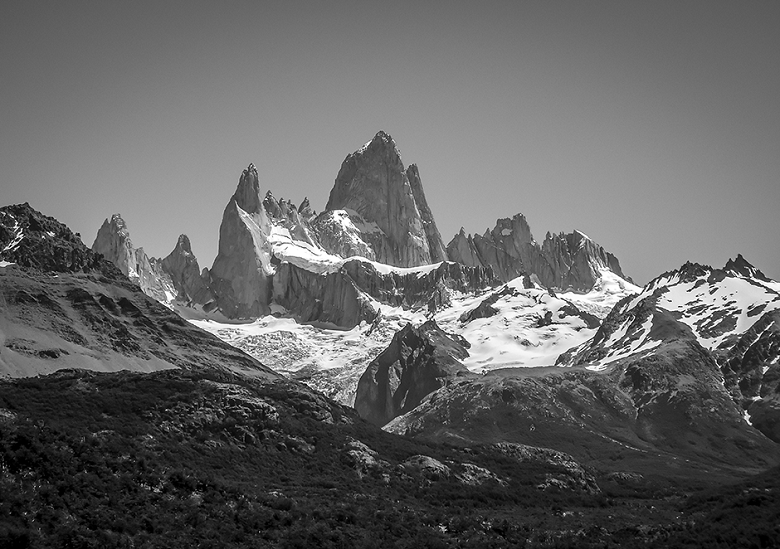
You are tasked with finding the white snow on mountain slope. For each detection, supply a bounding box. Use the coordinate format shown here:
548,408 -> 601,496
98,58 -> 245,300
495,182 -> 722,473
586,316 -> 661,372
190,270 -> 639,403
436,277 -> 615,372
191,304 -> 427,404
266,220 -> 445,278
236,204 -> 276,276
240,209 -> 447,280
625,268 -> 780,350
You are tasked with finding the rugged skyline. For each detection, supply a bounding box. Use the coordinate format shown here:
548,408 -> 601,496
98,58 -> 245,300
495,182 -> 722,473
2,1 -> 779,284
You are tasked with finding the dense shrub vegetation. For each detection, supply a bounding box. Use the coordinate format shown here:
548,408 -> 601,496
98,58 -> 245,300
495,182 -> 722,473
0,369 -> 777,548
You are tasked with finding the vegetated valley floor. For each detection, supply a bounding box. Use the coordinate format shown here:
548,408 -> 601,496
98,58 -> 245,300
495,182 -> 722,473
1,369 -> 779,548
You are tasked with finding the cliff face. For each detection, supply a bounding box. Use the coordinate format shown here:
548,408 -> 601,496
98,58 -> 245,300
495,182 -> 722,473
325,131 -> 442,268
92,214 -> 176,303
160,234 -> 214,306
208,164 -> 275,318
406,163 -> 448,263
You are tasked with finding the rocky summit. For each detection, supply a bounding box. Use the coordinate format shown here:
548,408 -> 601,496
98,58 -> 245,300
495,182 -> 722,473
326,131 -> 448,267
448,213 -> 629,290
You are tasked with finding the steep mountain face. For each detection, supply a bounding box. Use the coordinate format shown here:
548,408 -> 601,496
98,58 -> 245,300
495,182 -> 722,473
92,214 -> 177,304
160,234 -> 215,306
354,320 -> 473,427
0,204 -> 275,380
406,164 -> 448,263
209,164 -> 276,318
325,131 -> 447,267
447,213 -> 630,291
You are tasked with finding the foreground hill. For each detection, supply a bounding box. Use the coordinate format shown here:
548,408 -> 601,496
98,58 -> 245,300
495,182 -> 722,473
2,367 -> 779,548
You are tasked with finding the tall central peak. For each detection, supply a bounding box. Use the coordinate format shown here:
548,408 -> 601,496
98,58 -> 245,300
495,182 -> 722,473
324,131 -> 447,267
233,163 -> 262,214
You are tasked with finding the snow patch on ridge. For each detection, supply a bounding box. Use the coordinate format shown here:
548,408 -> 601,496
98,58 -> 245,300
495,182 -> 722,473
1,213 -> 24,254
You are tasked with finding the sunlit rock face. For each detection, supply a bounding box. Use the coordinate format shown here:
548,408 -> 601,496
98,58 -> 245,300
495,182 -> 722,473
325,131 -> 446,268
161,234 -> 213,306
209,164 -> 276,318
92,213 -> 176,304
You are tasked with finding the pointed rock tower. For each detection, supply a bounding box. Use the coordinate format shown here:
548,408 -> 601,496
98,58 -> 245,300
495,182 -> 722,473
209,164 -> 275,318
325,131 -> 447,267
161,234 -> 214,306
92,214 -> 175,302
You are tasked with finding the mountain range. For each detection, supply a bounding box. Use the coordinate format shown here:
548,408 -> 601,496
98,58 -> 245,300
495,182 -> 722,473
1,131 -> 779,547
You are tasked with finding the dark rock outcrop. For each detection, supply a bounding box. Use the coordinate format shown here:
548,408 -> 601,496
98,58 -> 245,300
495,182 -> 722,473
447,213 -> 630,290
724,253 -> 772,282
354,320 -> 474,427
1,203 -> 116,276
325,131 -> 443,267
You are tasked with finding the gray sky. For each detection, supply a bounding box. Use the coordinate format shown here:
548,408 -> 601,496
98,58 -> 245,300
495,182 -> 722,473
2,0 -> 778,285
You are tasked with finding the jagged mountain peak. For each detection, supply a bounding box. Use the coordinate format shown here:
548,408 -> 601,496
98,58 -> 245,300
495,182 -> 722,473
108,213 -> 128,229
355,319 -> 473,426
725,254 -> 770,281
355,130 -> 399,157
174,234 -> 192,255
232,163 -> 263,214
448,213 -> 630,290
325,132 -> 446,267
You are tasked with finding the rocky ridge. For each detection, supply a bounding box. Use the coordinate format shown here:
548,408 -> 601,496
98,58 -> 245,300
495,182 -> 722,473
91,132 -> 632,329
92,214 -> 214,309
1,203 -> 116,276
447,213 -> 630,290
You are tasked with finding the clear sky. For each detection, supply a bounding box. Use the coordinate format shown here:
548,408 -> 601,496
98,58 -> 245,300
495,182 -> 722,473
2,0 -> 778,285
